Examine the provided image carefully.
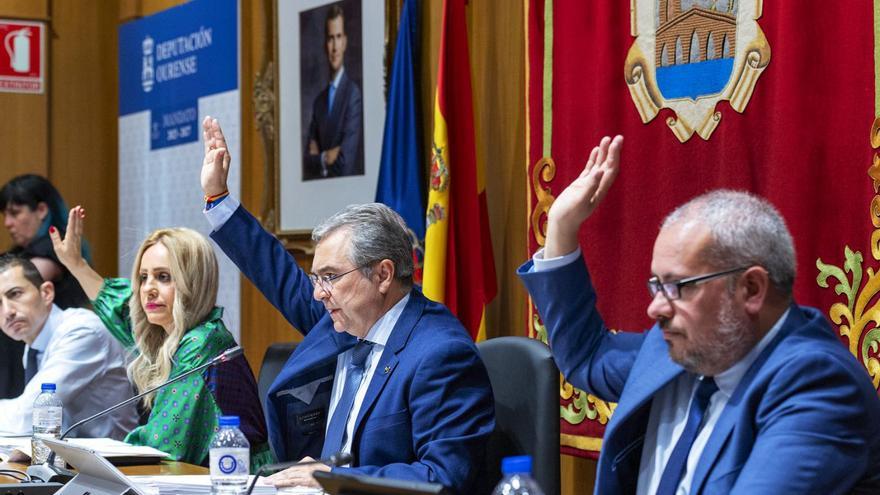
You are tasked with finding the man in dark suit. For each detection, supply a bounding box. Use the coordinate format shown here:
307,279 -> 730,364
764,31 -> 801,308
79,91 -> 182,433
201,117 -> 494,493
518,136 -> 880,494
303,4 -> 363,180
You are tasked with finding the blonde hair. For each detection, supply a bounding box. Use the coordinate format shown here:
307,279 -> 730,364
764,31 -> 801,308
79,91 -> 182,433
128,228 -> 219,409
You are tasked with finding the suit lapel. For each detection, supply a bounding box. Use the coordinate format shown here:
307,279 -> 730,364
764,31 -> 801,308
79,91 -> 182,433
606,328 -> 684,440
352,289 -> 424,433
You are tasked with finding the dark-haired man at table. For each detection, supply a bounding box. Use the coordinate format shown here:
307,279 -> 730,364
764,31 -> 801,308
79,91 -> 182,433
0,254 -> 136,438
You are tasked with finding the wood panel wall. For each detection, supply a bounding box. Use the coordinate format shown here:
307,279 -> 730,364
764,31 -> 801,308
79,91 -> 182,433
0,0 -> 118,277
0,0 -> 596,492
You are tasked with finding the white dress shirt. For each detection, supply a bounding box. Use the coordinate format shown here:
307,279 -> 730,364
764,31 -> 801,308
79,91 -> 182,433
0,305 -> 138,438
533,247 -> 789,494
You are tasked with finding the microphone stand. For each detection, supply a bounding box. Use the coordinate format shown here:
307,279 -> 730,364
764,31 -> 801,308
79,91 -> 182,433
26,346 -> 243,483
244,452 -> 353,495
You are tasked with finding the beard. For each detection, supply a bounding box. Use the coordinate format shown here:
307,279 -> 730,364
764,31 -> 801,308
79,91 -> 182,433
672,293 -> 757,376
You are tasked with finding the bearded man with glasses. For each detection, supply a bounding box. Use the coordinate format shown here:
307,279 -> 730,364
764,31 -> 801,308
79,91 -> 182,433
199,117 -> 494,493
518,136 -> 880,494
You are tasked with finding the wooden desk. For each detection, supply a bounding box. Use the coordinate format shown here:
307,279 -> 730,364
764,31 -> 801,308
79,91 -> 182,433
0,459 -> 207,482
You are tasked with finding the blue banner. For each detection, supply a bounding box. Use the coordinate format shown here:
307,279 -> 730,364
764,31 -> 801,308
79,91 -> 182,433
118,0 -> 238,148
375,0 -> 425,239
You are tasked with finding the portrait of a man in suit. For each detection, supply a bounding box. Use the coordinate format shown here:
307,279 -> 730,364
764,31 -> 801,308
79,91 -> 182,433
301,2 -> 365,181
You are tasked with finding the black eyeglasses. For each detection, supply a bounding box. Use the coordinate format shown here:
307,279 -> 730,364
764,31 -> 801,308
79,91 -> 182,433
647,265 -> 751,301
309,263 -> 373,294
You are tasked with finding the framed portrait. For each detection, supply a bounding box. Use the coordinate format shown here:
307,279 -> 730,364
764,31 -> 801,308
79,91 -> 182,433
275,0 -> 385,236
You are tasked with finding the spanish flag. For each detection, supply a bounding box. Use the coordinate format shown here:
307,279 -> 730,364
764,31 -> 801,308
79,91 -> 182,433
423,0 -> 497,341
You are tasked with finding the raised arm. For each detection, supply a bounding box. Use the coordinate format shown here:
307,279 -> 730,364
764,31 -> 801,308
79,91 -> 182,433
545,135 -> 623,258
200,116 -> 326,331
49,206 -> 104,299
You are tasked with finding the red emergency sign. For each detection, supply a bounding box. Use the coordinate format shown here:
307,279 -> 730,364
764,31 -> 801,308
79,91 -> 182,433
0,20 -> 45,94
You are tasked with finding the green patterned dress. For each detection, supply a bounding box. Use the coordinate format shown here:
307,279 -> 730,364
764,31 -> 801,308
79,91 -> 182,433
92,278 -> 274,470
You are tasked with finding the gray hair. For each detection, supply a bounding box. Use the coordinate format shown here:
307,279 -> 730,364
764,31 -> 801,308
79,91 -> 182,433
662,189 -> 796,296
312,203 -> 414,287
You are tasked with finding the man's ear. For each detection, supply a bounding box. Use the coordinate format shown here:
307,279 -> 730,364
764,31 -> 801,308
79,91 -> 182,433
740,266 -> 769,316
39,280 -> 55,307
375,259 -> 396,295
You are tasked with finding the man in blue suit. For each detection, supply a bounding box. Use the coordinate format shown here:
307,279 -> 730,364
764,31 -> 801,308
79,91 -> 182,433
518,136 -> 880,494
200,117 -> 494,493
303,4 -> 363,180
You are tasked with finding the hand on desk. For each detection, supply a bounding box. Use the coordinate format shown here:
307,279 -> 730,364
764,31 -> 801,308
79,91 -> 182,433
264,456 -> 329,488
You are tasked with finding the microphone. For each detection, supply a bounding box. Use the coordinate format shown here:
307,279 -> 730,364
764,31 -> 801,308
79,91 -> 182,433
26,346 -> 244,483
245,452 -> 353,495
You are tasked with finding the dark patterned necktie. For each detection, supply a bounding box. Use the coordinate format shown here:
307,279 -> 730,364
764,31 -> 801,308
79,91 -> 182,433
328,84 -> 337,114
321,340 -> 373,459
23,347 -> 39,385
656,376 -> 719,495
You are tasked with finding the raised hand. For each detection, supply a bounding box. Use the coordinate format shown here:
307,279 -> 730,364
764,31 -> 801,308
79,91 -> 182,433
545,135 -> 624,258
201,116 -> 231,197
48,206 -> 104,299
49,206 -> 87,272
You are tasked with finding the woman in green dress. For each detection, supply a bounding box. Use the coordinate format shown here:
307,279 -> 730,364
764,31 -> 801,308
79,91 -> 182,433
50,206 -> 273,469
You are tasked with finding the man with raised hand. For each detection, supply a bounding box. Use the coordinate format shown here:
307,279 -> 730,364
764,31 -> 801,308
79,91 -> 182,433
200,117 -> 493,493
518,135 -> 880,494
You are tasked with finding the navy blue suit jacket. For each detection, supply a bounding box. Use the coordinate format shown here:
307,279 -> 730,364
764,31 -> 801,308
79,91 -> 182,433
519,255 -> 880,494
304,70 -> 363,179
211,205 -> 494,493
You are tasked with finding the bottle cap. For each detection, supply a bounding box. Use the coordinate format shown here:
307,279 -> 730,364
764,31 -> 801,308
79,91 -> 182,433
40,383 -> 56,392
501,455 -> 532,475
218,415 -> 240,427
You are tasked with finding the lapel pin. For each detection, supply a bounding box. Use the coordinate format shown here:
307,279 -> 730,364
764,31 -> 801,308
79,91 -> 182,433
384,366 -> 391,374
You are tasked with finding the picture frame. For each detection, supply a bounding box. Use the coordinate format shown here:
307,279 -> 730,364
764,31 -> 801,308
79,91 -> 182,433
270,0 -> 387,241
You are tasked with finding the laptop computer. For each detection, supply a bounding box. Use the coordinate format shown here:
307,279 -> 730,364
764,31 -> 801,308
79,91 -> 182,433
42,437 -> 145,495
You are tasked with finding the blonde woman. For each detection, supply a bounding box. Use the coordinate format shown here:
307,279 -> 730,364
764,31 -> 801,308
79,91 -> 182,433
50,206 -> 272,468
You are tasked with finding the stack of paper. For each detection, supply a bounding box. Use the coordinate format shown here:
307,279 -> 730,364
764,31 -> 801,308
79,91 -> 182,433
129,475 -> 324,494
66,437 -> 170,464
0,436 -> 169,464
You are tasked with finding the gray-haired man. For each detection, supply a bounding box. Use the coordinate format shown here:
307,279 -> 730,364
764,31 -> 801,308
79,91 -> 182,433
200,117 -> 494,493
519,135 -> 880,494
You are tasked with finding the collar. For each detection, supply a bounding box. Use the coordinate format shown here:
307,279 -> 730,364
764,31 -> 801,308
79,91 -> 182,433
362,293 -> 410,347
330,66 -> 345,89
206,306 -> 224,323
29,304 -> 62,353
712,307 -> 791,396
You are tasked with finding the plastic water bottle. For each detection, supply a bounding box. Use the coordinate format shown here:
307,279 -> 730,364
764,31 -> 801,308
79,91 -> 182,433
31,383 -> 63,466
492,455 -> 545,495
210,415 -> 250,495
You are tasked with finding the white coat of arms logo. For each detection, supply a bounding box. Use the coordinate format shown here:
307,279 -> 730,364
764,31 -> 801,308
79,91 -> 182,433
624,0 -> 770,142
